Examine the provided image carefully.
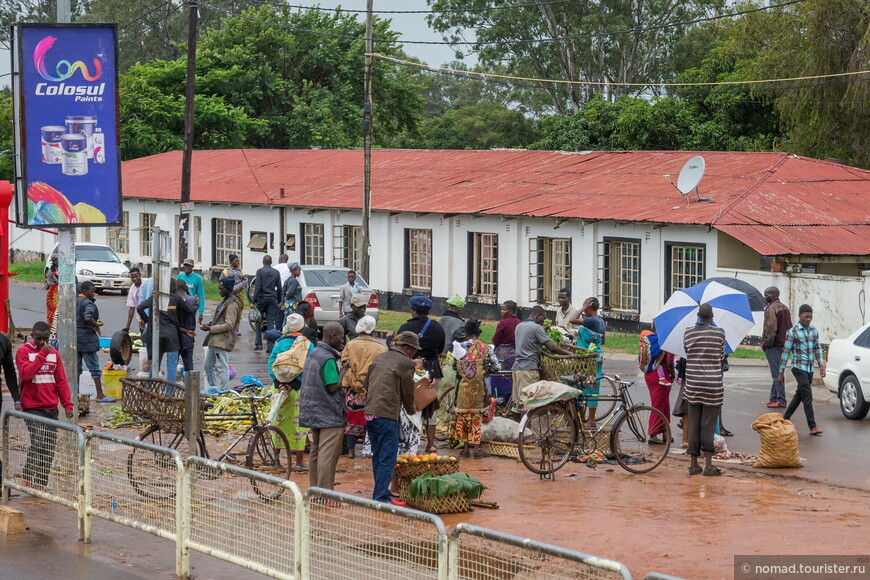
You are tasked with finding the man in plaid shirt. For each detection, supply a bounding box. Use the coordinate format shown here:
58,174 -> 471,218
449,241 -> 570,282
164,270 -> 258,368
778,304 -> 826,435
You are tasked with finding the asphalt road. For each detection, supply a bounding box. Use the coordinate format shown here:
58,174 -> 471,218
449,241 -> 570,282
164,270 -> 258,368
6,280 -> 870,491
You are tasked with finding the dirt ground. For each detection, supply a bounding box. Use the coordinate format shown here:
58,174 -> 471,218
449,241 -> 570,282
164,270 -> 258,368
80,405 -> 866,580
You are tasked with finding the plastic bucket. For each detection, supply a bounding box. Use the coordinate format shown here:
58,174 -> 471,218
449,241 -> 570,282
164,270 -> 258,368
103,369 -> 127,399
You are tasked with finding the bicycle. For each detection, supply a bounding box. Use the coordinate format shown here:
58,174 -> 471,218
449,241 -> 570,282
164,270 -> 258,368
517,374 -> 671,477
125,380 -> 292,501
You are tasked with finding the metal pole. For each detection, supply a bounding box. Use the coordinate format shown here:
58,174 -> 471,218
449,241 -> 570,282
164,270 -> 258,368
361,0 -> 373,282
151,227 -> 161,379
183,371 -> 200,459
56,0 -> 77,424
58,229 -> 78,421
57,0 -> 71,23
179,0 -> 198,265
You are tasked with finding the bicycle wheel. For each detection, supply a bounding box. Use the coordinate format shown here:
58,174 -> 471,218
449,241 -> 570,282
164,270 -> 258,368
127,425 -> 207,500
518,404 -> 578,475
246,426 -> 292,500
580,376 -> 618,423
610,406 -> 671,474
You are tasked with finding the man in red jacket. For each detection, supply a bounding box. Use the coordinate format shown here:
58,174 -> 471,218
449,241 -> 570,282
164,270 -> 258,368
16,321 -> 73,488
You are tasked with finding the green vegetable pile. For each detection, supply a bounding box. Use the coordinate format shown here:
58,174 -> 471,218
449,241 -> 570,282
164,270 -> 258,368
204,388 -> 274,434
101,406 -> 139,428
409,472 -> 486,500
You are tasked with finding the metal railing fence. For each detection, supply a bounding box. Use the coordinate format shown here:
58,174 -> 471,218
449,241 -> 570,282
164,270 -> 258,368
447,522 -> 633,580
184,456 -> 304,580
1,411 -> 680,580
1,409 -> 87,539
304,487 -> 449,580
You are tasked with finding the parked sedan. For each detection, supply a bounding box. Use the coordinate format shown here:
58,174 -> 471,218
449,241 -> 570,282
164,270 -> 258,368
824,322 -> 870,420
248,265 -> 379,327
44,242 -> 132,295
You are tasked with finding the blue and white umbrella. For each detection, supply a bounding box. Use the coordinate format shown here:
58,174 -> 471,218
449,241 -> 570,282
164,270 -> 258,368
653,280 -> 754,359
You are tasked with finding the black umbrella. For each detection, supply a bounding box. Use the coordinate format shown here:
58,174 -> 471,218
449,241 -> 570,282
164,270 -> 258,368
703,277 -> 767,311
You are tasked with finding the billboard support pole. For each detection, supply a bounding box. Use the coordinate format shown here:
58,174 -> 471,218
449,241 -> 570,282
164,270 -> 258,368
57,228 -> 78,421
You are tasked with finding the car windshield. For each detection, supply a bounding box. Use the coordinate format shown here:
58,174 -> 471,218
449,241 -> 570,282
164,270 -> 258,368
304,270 -> 368,288
75,247 -> 121,263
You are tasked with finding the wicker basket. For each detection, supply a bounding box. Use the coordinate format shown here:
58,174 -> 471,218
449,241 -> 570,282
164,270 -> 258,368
540,345 -> 598,382
120,378 -> 199,432
393,459 -> 459,480
480,440 -> 537,459
78,394 -> 90,417
406,491 -> 470,514
585,427 -> 613,458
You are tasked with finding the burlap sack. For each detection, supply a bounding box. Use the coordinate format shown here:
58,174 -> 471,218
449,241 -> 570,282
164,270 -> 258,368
752,412 -> 802,468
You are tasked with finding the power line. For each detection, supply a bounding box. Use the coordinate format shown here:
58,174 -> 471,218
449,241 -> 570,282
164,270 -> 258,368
248,0 -> 578,14
373,53 -> 870,89
118,0 -> 177,33
203,0 -> 808,46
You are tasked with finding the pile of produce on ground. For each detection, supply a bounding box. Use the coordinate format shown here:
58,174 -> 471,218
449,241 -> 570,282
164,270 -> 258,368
101,406 -> 141,428
203,386 -> 273,434
409,472 -> 485,500
397,452 -> 457,464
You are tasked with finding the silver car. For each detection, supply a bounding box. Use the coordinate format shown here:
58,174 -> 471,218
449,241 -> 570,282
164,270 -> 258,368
248,265 -> 379,327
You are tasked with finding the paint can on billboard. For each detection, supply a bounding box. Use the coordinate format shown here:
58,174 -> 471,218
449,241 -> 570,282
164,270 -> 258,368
61,134 -> 88,176
93,128 -> 105,164
65,115 -> 97,158
40,125 -> 66,164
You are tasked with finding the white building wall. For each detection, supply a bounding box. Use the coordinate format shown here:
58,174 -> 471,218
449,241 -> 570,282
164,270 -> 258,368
10,198 -> 870,341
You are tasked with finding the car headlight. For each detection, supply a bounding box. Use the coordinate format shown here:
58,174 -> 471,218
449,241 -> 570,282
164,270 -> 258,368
121,271 -> 131,278
78,268 -> 94,276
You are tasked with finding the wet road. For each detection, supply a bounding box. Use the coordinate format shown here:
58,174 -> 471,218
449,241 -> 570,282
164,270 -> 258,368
7,280 -> 870,491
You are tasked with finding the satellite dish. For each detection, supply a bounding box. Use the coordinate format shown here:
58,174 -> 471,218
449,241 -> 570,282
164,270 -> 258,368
664,155 -> 711,202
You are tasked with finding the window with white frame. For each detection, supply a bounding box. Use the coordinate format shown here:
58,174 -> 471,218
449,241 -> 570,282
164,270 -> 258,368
529,237 -> 571,303
213,218 -> 242,267
107,211 -> 129,254
194,216 -> 202,263
333,225 -> 362,271
405,228 -> 432,291
79,227 -> 91,243
301,223 -> 325,265
469,232 -> 498,298
600,239 -> 640,311
666,243 -> 706,297
140,213 -> 156,256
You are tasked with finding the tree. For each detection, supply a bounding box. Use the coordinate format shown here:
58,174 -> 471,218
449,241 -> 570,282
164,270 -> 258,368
737,0 -> 870,167
0,0 -> 89,43
0,92 -> 13,183
426,0 -> 725,115
402,102 -> 540,150
193,6 -> 423,149
119,60 -> 263,160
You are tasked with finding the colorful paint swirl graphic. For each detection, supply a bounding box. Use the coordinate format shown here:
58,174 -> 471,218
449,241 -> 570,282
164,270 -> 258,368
33,36 -> 102,82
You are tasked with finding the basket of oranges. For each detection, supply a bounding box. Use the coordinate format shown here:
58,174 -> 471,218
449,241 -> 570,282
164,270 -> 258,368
394,452 -> 459,480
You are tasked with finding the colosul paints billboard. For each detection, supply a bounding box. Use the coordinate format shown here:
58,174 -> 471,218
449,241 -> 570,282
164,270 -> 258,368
11,24 -> 121,227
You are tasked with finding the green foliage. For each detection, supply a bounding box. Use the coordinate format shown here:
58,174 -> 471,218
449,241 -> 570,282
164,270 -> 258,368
401,102 -> 540,150
427,0 -> 726,114
410,471 -> 485,499
0,93 -> 12,183
8,261 -> 45,282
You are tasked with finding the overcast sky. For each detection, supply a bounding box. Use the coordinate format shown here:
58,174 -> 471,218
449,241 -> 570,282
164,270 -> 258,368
0,1 -> 470,89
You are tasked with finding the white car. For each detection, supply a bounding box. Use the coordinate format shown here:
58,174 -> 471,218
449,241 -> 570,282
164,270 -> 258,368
44,242 -> 132,295
824,322 -> 870,420
247,265 -> 379,327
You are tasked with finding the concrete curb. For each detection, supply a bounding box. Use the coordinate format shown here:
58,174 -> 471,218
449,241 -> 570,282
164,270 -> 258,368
603,352 -> 768,366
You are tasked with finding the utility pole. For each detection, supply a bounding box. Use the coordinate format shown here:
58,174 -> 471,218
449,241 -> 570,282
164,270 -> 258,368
179,0 -> 198,265
56,0 -> 78,422
361,0 -> 373,282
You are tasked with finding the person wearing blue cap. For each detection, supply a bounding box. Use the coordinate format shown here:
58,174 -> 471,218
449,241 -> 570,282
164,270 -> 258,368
398,294 -> 446,453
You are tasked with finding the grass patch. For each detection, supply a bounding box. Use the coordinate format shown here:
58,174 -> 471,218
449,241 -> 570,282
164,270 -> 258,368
9,261 -> 45,283
376,311 -> 496,343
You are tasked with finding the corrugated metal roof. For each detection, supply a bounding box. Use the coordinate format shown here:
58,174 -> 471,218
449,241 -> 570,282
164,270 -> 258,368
122,149 -> 870,255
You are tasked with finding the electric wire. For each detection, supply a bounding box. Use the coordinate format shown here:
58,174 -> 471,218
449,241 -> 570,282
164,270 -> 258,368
118,0 -> 177,33
203,0 -> 809,46
248,0 -> 578,14
373,53 -> 870,89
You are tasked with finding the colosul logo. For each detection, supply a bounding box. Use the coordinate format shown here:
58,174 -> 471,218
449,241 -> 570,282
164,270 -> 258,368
33,36 -> 106,100
34,36 -> 101,81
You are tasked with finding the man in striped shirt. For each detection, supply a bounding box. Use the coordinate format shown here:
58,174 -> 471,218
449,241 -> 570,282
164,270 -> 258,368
778,304 -> 826,436
683,304 -> 726,476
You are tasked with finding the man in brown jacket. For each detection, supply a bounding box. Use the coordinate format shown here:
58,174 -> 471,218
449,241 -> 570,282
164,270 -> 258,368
761,287 -> 792,408
364,331 -> 419,506
201,277 -> 242,391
